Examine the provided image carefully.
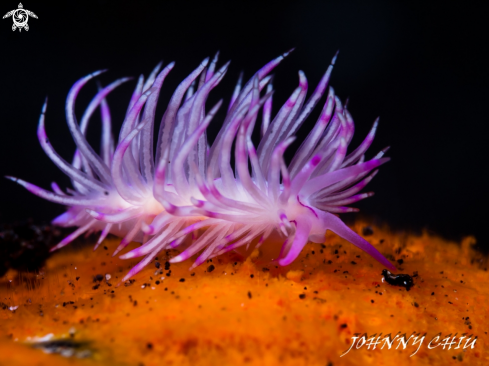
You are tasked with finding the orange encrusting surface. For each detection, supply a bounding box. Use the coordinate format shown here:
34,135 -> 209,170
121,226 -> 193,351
0,221 -> 488,366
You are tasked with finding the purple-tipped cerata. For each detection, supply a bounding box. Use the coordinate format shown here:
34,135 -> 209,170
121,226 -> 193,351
8,51 -> 396,281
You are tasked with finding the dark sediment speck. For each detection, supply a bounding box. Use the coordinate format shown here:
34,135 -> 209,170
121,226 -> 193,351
93,274 -> 104,282
362,226 -> 374,236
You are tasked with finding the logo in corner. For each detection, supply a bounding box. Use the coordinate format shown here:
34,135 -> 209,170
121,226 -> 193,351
3,3 -> 37,32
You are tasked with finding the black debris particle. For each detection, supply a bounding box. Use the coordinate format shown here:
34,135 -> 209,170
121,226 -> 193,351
207,264 -> 215,272
247,291 -> 252,299
397,259 -> 404,265
154,261 -> 160,269
147,342 -> 153,350
92,284 -> 100,290
93,274 -> 104,282
362,226 -> 374,236
340,323 -> 347,328
381,269 -> 414,291
124,279 -> 136,287
179,278 -> 185,282
299,294 -> 306,299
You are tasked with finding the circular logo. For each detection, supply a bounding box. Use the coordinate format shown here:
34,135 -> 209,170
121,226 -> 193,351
3,3 -> 38,32
12,9 -> 28,28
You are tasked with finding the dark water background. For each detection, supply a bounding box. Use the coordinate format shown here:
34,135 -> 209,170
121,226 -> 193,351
1,0 -> 488,251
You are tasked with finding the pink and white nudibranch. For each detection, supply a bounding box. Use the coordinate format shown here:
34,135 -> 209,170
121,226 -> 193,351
7,51 -> 395,281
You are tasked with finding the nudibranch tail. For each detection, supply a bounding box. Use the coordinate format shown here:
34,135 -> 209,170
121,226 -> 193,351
8,50 -> 396,279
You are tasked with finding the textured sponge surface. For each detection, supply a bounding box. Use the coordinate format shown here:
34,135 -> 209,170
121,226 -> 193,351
0,222 -> 487,366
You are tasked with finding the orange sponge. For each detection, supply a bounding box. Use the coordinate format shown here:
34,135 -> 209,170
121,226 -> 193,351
1,221 -> 487,365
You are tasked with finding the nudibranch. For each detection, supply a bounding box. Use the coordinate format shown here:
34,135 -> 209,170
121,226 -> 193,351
7,51 -> 395,280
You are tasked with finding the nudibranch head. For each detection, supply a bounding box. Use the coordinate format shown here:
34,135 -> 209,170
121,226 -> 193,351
8,50 -> 395,280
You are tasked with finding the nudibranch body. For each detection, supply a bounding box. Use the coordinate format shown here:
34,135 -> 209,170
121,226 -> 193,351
8,51 -> 395,280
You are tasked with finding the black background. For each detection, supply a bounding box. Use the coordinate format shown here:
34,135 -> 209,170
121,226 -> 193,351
1,1 -> 488,250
